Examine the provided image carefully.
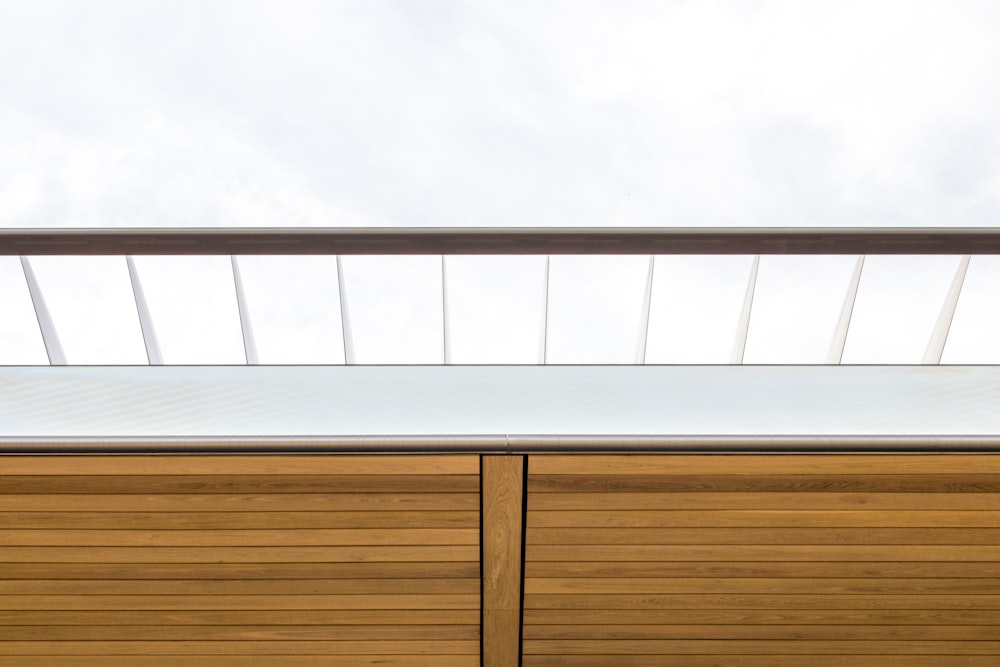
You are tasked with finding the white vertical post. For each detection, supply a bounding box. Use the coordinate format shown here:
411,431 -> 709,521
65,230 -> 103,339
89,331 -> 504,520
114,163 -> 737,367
336,256 -> 355,365
730,255 -> 759,365
923,255 -> 971,365
231,256 -> 259,365
441,256 -> 451,365
827,255 -> 865,365
540,256 -> 550,364
126,256 -> 163,365
20,257 -> 66,366
635,256 -> 655,364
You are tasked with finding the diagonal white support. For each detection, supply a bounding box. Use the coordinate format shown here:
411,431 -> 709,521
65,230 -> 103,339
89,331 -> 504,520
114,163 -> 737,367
231,257 -> 259,365
730,255 -> 759,365
540,256 -> 550,364
827,255 -> 865,365
126,256 -> 163,365
923,255 -> 971,365
336,256 -> 355,365
19,257 -> 66,366
441,256 -> 451,365
635,256 -> 655,365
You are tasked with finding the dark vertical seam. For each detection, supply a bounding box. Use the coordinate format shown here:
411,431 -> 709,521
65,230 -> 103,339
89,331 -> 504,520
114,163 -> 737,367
479,454 -> 484,667
517,455 -> 529,666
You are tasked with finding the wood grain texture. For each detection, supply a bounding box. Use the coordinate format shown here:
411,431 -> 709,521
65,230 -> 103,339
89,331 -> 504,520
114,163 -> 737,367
523,657 -> 1000,667
524,454 -> 1000,661
0,562 -> 480,580
0,474 -> 479,493
529,474 -> 1000,493
528,491 -> 1000,510
0,455 -> 479,475
523,639 -> 1000,654
0,640 -> 479,655
529,510 -> 1000,528
530,455 -> 1000,475
0,455 -> 480,664
0,511 -> 479,529
0,493 -> 480,511
0,528 -> 478,546
482,455 -> 525,667
1,658 -> 478,667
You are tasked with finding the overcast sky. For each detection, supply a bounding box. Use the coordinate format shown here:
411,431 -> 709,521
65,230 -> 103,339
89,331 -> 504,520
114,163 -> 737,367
3,0 -> 1000,228
1,2 -> 999,365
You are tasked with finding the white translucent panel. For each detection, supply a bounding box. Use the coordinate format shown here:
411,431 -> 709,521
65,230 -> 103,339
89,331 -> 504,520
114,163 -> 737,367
339,256 -> 443,364
545,256 -> 651,364
130,257 -> 245,364
235,256 -> 345,364
7,366 -> 1000,438
941,256 -> 1000,364
842,256 -> 962,364
25,257 -> 147,364
0,258 -> 48,364
743,256 -> 858,364
445,256 -> 547,364
645,256 -> 756,363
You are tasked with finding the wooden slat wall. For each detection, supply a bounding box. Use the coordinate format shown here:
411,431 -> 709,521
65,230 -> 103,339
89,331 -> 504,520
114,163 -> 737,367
523,455 -> 1000,666
0,455 -> 480,667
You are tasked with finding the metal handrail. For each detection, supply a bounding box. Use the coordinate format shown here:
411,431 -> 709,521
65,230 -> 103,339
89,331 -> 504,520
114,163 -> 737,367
3,227 -> 1000,255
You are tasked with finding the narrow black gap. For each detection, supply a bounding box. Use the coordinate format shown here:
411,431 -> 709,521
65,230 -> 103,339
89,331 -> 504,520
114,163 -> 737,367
479,454 -> 484,667
517,455 -> 529,667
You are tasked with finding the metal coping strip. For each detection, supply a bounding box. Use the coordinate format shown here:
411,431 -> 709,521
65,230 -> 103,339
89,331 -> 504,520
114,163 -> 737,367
4,435 -> 1000,454
5,228 -> 1000,255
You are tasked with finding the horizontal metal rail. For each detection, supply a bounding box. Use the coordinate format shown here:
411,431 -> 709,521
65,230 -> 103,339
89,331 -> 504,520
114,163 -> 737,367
4,435 -> 1000,454
4,227 -> 1000,255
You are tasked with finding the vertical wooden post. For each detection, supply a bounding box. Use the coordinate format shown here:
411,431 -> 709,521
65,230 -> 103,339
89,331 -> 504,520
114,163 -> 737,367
482,455 -> 525,667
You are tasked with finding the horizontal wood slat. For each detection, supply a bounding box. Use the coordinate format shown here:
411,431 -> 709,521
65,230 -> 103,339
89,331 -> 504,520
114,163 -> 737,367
0,640 -> 480,655
0,528 -> 478,546
0,511 -> 479,529
524,454 -> 1000,661
529,474 -> 1000,493
529,492 -> 1000,510
0,493 -> 480,511
0,455 -> 480,663
522,608 -> 1000,625
523,624 -> 1000,640
0,625 -> 481,640
529,510 -> 1000,528
523,640 -> 1000,654
529,455 -> 1000,475
0,578 -> 480,595
523,657 -> 1000,667
527,527 -> 1000,545
6,658 -> 478,667
0,475 -> 479,493
0,456 -> 479,475
0,562 -> 480,580
0,546 -> 479,562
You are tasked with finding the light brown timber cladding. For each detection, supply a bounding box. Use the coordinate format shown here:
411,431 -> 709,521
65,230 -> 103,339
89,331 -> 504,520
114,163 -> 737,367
523,454 -> 1000,663
482,455 -> 525,667
0,455 -> 480,665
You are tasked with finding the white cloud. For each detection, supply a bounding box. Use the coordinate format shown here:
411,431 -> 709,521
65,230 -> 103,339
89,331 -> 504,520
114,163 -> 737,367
1,1 -> 999,227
